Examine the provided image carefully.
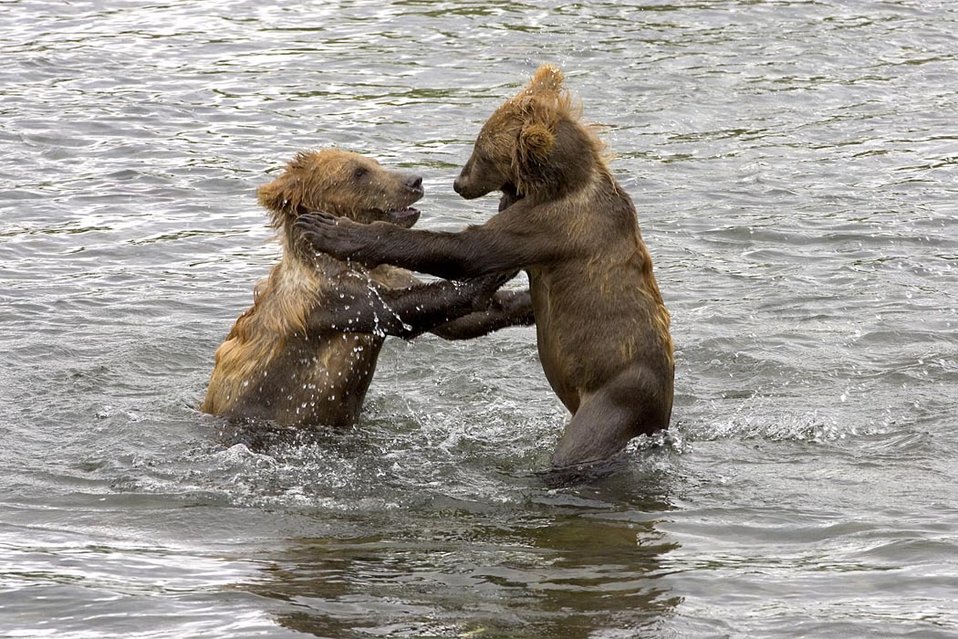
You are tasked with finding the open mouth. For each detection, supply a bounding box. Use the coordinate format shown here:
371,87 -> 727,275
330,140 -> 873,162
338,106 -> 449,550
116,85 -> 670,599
499,183 -> 524,212
387,206 -> 421,228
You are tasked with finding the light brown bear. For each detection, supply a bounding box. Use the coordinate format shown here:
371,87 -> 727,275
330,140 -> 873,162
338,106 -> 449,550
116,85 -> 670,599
201,149 -> 533,428
295,67 -> 674,469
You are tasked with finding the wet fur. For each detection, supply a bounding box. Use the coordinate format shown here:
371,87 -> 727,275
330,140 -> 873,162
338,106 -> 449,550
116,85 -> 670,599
295,68 -> 674,466
202,149 -> 533,428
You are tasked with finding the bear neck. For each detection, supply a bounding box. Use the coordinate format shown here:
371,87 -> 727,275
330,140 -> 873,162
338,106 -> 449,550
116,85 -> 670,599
281,208 -> 371,270
282,217 -> 323,267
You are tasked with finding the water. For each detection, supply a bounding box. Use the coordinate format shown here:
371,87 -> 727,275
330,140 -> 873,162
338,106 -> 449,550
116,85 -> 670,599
2,1 -> 957,636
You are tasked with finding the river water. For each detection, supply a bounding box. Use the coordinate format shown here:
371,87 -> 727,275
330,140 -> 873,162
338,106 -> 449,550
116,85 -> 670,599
2,1 -> 957,637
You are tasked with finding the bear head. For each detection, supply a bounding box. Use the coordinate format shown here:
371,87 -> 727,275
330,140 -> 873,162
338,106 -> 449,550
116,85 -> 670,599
453,64 -> 602,205
257,149 -> 424,230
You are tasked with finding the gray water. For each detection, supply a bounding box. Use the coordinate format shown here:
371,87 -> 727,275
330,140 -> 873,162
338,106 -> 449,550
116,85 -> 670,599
2,1 -> 957,637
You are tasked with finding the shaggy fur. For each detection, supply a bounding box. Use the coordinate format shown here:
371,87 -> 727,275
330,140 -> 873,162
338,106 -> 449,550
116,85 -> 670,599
295,67 -> 673,467
202,149 -> 533,428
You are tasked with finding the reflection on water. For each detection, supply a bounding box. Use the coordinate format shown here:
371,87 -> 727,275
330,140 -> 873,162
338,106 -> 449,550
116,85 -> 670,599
214,422 -> 682,635
252,478 -> 679,638
2,0 -> 958,637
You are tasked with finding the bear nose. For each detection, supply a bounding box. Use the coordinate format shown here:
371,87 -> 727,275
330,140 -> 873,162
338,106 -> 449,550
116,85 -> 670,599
405,174 -> 423,191
453,177 -> 463,195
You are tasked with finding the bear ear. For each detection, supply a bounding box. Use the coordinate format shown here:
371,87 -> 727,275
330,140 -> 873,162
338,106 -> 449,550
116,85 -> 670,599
519,122 -> 556,162
256,177 -> 289,212
256,175 -> 303,226
515,122 -> 556,188
257,151 -> 318,213
526,64 -> 564,96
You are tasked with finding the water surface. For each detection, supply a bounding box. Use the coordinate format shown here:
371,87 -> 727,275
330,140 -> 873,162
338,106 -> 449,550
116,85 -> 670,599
2,1 -> 957,637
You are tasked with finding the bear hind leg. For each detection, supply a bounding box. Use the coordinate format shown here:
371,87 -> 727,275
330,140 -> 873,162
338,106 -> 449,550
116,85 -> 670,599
549,366 -> 672,469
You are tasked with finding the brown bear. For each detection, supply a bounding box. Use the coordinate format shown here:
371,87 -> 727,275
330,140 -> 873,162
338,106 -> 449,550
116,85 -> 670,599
201,149 -> 533,429
294,66 -> 674,469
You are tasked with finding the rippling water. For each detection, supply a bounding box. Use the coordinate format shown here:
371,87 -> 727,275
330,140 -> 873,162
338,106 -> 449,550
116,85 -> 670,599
2,1 -> 957,637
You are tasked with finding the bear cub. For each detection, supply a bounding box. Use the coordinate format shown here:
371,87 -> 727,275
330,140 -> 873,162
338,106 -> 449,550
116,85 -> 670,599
295,67 -> 674,469
202,149 -> 532,429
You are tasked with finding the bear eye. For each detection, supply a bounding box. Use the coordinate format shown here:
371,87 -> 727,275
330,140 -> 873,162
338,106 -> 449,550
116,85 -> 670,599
353,166 -> 368,180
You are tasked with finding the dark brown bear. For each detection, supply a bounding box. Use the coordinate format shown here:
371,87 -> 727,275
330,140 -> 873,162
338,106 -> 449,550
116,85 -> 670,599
295,67 -> 674,468
202,149 -> 533,428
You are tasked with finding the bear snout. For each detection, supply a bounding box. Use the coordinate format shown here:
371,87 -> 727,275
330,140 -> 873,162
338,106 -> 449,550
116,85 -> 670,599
453,175 -> 477,198
404,173 -> 424,195
453,174 -> 485,200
